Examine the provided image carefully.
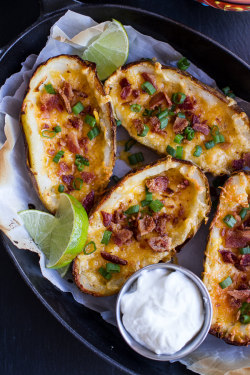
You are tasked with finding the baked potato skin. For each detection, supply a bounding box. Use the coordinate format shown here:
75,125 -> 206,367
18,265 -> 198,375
203,171 -> 250,346
21,55 -> 116,213
104,60 -> 250,176
73,156 -> 211,296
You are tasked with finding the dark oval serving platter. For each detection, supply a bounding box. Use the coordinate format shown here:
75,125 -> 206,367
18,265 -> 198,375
0,2 -> 249,375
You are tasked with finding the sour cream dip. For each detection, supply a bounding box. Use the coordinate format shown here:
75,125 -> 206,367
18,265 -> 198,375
120,269 -> 205,355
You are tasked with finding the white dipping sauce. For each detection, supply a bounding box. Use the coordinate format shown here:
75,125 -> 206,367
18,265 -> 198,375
121,269 -> 204,355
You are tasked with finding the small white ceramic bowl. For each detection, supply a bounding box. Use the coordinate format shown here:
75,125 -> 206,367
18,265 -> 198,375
116,263 -> 212,361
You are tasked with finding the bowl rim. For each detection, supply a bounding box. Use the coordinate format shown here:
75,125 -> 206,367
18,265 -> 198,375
116,263 -> 213,361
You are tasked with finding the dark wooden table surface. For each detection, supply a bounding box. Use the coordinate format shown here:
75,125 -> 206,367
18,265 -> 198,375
0,1 -> 249,374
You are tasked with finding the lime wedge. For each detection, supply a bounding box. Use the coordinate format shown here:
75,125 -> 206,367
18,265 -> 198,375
18,210 -> 55,258
83,19 -> 129,80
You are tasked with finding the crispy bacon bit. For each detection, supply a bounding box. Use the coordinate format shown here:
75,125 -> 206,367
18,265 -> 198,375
146,176 -> 169,193
147,235 -> 172,252
141,72 -> 157,89
243,152 -> 250,167
68,117 -> 83,130
42,123 -> 50,129
79,137 -> 89,154
100,251 -> 128,265
62,174 -> 74,189
132,89 -> 140,98
121,85 -> 132,100
192,122 -> 210,135
228,289 -> 250,303
67,132 -> 82,154
113,209 -> 126,224
113,229 -> 133,246
47,149 -> 55,156
149,92 -> 171,109
148,116 -> 161,132
178,96 -> 195,111
120,78 -> 130,88
177,179 -> 189,190
163,92 -> 172,107
82,190 -> 95,215
101,211 -> 113,227
155,214 -> 168,235
232,159 -> 244,171
73,89 -> 88,98
40,93 -> 63,113
137,215 -> 156,236
58,162 -> 69,176
173,117 -> 189,134
57,82 -> 74,113
219,250 -> 238,264
240,254 -> 250,267
81,171 -> 95,184
133,118 -> 144,134
225,229 -> 250,248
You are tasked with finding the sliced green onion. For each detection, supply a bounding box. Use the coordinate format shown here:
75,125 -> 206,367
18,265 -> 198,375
72,177 -> 83,190
44,83 -> 56,94
75,154 -> 89,171
240,246 -> 250,255
125,205 -> 140,215
41,130 -> 56,139
106,263 -> 120,273
166,145 -> 176,157
141,81 -> 156,95
219,276 -> 232,289
53,126 -> 61,133
85,114 -> 96,127
125,138 -> 136,151
174,134 -> 184,144
214,134 -> 225,144
130,104 -> 141,112
222,86 -> 235,99
145,190 -> 153,202
72,102 -> 84,115
177,112 -> 186,118
223,214 -> 237,228
193,145 -> 202,157
149,199 -> 164,213
141,200 -> 151,207
112,175 -> 120,183
185,127 -> 195,141
83,241 -> 97,255
172,92 -> 186,104
160,117 -> 168,129
176,146 -> 183,159
177,57 -> 190,71
128,152 -> 144,165
158,109 -> 169,120
53,150 -> 64,163
116,119 -> 122,126
142,109 -> 153,117
205,140 -> 215,150
87,127 -> 100,140
239,207 -> 248,220
138,125 -> 149,137
211,125 -> 220,136
240,315 -> 250,324
58,184 -> 64,193
240,302 -> 250,315
101,230 -> 112,245
98,266 -> 111,280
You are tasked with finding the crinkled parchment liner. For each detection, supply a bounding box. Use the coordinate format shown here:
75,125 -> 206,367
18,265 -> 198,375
0,10 -> 250,375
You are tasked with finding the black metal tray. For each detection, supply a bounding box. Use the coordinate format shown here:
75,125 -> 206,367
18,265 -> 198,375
0,2 -> 249,375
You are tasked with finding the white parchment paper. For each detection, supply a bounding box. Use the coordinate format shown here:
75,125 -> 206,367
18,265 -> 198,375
0,10 -> 250,375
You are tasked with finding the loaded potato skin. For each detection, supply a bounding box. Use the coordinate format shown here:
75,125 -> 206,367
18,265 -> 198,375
21,55 -> 116,213
203,171 -> 250,346
73,157 -> 211,296
104,60 -> 250,175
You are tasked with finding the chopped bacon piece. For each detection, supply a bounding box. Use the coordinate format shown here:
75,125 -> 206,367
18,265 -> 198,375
40,93 -> 63,113
57,82 -> 74,113
155,214 -> 168,235
228,289 -> 250,303
47,149 -> 55,156
219,250 -> 238,264
73,89 -> 88,98
137,215 -> 156,236
240,254 -> 250,267
120,78 -> 130,88
148,116 -> 161,133
42,123 -> 49,129
81,171 -> 95,184
101,211 -> 113,227
68,117 -> 83,130
243,152 -> 250,167
100,251 -> 128,265
132,89 -> 140,98
58,162 -> 69,176
62,174 -> 74,190
67,132 -> 82,154
173,117 -> 189,134
225,229 -> 250,248
133,118 -> 144,134
121,85 -> 132,100
79,137 -> 89,154
146,176 -> 169,193
82,190 -> 95,215
113,229 -> 133,246
147,235 -> 171,252
149,92 -> 171,109
141,72 -> 157,89
113,208 -> 126,224
192,122 -> 210,135
177,179 -> 189,190
191,114 -> 200,125
178,96 -> 195,111
163,92 -> 172,107
232,159 -> 244,171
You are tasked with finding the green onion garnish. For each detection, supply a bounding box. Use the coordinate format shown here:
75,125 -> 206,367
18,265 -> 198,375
172,92 -> 186,104
240,302 -> 250,315
205,140 -> 215,150
128,152 -> 144,165
58,184 -> 64,193
53,126 -> 61,133
130,104 -> 141,112
160,117 -> 168,129
142,109 -> 153,117
176,146 -> 183,159
72,102 -> 84,115
112,175 -> 120,183
141,200 -> 151,207
185,127 -> 195,141
240,315 -> 250,324
174,134 -> 184,144
125,138 -> 136,151
53,150 -> 64,163
177,112 -> 185,118
214,134 -> 225,144
138,125 -> 149,137
158,109 -> 169,120
98,266 -> 112,280
193,145 -> 202,157
166,145 -> 176,157
145,190 -> 153,202
219,276 -> 232,289
149,199 -> 164,212
72,177 -> 83,190
75,154 -> 89,171
240,246 -> 250,255
211,125 -> 219,136
222,86 -> 235,99
83,241 -> 97,255
44,84 -> 56,94
87,127 -> 100,140
223,214 -> 237,228
177,57 -> 190,71
125,205 -> 140,215
106,263 -> 120,273
239,207 -> 248,220
101,230 -> 112,245
141,81 -> 156,95
85,114 -> 96,127
41,130 -> 56,138
116,119 -> 122,126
